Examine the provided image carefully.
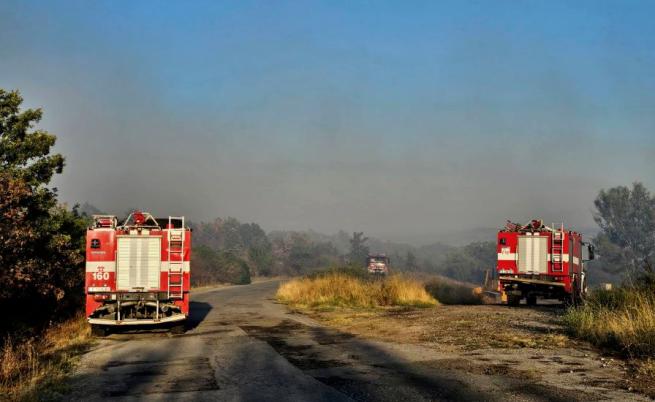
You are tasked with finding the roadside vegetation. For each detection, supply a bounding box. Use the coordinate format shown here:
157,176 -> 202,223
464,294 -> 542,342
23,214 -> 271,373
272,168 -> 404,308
564,286 -> 655,396
3,85 -> 655,398
424,277 -> 484,305
0,89 -> 92,400
277,269 -> 438,308
564,183 -> 655,396
565,287 -> 655,356
1,315 -> 92,401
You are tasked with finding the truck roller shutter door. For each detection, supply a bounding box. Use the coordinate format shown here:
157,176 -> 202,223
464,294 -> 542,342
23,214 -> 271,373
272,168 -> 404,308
518,236 -> 531,273
116,236 -> 161,290
517,236 -> 548,274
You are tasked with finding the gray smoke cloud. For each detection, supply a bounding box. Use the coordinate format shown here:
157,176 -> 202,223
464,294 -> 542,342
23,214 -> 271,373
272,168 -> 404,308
1,1 -> 653,244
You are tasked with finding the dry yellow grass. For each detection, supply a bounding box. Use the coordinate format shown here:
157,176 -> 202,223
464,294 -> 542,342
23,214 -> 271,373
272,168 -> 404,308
277,272 -> 438,308
565,288 -> 655,356
424,278 -> 484,305
1,315 -> 92,401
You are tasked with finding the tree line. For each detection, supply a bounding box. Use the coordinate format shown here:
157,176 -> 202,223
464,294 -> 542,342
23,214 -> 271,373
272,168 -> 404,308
2,87 -> 654,337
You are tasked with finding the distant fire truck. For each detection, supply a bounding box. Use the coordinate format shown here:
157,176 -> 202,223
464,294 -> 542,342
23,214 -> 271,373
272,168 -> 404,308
85,212 -> 191,335
497,219 -> 594,306
367,254 -> 390,275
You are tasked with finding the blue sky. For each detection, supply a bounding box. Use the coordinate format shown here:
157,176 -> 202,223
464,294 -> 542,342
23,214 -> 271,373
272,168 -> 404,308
1,1 -> 654,241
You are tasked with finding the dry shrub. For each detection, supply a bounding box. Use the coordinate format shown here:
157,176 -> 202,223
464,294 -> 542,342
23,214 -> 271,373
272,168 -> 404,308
424,278 -> 484,305
564,288 -> 655,356
0,315 -> 91,401
277,272 -> 438,308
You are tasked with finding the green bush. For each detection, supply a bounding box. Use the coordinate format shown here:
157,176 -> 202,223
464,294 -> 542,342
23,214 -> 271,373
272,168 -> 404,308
192,246 -> 251,285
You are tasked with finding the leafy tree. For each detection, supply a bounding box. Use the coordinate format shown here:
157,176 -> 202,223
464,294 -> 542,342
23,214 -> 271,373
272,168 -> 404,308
191,245 -> 251,285
222,217 -> 243,252
216,251 -> 251,284
462,241 -> 496,271
192,218 -> 226,250
0,89 -> 64,185
441,250 -> 480,283
0,89 -> 86,332
405,251 -> 418,270
348,232 -> 369,266
431,241 -> 495,283
287,234 -> 315,274
239,222 -> 273,275
593,182 -> 655,283
192,218 -> 274,277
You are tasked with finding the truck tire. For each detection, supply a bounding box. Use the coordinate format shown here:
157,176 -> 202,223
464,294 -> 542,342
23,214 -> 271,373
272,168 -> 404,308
564,295 -> 576,307
507,295 -> 521,307
565,290 -> 580,307
526,294 -> 537,306
91,325 -> 109,337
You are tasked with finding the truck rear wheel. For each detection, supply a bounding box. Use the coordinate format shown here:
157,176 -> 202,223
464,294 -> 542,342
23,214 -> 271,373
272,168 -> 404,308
526,294 -> 537,306
507,295 -> 521,306
91,325 -> 109,337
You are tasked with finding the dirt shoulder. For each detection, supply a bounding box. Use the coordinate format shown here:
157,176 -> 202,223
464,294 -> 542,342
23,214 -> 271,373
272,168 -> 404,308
286,303 -> 651,400
192,276 -> 287,294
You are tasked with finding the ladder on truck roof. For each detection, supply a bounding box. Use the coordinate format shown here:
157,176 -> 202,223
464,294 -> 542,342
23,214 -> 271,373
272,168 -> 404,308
167,216 -> 185,299
551,222 -> 564,272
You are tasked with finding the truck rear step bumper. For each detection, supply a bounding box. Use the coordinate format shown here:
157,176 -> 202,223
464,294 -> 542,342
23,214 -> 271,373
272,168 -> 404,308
88,315 -> 186,326
499,276 -> 565,287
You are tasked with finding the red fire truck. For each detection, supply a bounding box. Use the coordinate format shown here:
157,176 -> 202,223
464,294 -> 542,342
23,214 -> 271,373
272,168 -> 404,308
85,211 -> 191,335
497,219 -> 594,306
366,254 -> 390,275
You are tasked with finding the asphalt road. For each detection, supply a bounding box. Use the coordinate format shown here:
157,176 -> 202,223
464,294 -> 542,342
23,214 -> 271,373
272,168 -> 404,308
67,280 -> 647,402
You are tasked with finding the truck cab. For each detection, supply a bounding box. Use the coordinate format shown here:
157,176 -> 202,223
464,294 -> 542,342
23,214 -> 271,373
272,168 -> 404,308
366,254 -> 390,275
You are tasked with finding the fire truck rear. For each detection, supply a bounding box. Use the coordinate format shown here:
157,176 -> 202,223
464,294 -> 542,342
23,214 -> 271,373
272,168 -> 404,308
85,211 -> 191,335
367,254 -> 390,275
497,219 -> 594,306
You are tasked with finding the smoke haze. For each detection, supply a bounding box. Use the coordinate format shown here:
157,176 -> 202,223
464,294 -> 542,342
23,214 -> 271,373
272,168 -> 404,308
1,1 -> 654,242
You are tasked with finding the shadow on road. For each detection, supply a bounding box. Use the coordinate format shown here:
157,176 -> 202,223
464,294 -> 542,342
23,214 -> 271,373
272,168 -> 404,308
63,282 -> 612,402
240,318 -> 594,402
186,301 -> 212,331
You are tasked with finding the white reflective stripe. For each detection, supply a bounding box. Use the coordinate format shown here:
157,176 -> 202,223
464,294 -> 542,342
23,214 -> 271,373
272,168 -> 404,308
573,256 -> 580,265
86,261 -> 190,272
160,261 -> 191,272
497,253 -> 516,261
86,262 -> 116,272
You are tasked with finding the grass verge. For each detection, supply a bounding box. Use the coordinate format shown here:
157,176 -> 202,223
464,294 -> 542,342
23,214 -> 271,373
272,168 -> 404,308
564,288 -> 655,356
564,287 -> 655,396
277,271 -> 438,308
1,315 -> 93,401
